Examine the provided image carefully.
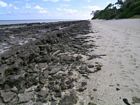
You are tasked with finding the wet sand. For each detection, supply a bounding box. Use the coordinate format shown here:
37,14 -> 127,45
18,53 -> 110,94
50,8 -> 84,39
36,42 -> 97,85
79,19 -> 140,105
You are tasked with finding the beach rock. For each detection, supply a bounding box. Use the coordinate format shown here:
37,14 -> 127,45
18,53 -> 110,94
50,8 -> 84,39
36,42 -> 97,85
88,102 -> 97,105
79,64 -> 88,71
38,89 -> 48,98
34,102 -> 43,105
0,20 -> 91,105
53,85 -> 61,92
79,64 -> 90,74
93,88 -> 97,91
0,90 -> 17,103
54,91 -> 61,97
18,91 -> 34,103
77,81 -> 87,92
93,64 -> 102,73
51,101 -> 57,105
88,55 -> 102,60
22,101 -> 34,105
82,74 -> 89,79
116,88 -> 120,91
88,64 -> 94,68
77,87 -> 87,92
59,92 -> 78,105
132,97 -> 140,104
11,86 -> 18,93
0,103 -> 5,105
37,88 -> 49,102
81,81 -> 87,87
60,55 -> 75,64
123,98 -> 130,105
49,67 -> 61,75
96,65 -> 102,71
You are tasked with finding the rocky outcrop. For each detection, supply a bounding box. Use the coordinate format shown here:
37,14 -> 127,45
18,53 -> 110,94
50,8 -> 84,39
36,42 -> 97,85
0,21 -> 100,105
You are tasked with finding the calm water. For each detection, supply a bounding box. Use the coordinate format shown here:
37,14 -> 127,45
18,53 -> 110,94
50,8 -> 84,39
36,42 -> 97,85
0,19 -> 71,25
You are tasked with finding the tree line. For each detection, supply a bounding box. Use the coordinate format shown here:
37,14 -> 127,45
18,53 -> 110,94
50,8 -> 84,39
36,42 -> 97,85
92,0 -> 140,19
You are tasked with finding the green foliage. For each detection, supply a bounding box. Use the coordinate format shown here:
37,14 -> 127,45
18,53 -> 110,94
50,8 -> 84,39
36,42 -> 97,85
92,0 -> 140,19
131,15 -> 140,18
93,6 -> 118,19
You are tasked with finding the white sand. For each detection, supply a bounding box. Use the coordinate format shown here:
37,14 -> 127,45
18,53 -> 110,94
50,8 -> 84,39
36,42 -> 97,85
79,19 -> 140,105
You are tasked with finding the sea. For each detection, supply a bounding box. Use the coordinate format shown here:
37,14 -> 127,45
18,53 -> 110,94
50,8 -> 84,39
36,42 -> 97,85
0,19 -> 73,25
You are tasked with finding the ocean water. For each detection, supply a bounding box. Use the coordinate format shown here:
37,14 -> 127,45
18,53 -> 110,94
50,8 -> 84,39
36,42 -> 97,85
0,19 -> 70,25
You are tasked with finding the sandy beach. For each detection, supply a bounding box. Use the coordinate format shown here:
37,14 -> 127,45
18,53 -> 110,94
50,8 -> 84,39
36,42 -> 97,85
78,19 -> 140,105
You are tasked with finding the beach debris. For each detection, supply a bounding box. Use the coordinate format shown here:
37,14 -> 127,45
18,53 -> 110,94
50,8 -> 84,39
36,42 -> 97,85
123,98 -> 131,105
132,97 -> 140,104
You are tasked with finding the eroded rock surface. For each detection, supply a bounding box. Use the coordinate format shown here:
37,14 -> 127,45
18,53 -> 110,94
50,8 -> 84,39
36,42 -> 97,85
0,21 -> 99,105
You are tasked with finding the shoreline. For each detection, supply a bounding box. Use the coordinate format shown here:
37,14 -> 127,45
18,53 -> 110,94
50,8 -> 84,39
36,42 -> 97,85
0,19 -> 78,25
0,20 -> 85,54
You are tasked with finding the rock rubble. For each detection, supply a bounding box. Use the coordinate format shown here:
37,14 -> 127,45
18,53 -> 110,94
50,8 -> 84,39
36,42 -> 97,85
0,21 -> 102,105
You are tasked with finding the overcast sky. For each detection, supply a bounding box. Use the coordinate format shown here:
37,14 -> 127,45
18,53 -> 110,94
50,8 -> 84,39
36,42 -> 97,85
0,0 -> 116,20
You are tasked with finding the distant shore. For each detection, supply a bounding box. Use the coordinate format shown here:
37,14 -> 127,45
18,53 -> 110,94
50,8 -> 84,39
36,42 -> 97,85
0,19 -> 77,25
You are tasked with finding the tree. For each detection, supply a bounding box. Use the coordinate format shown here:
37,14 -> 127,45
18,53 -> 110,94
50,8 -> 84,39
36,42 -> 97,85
91,0 -> 140,19
115,0 -> 124,6
104,3 -> 114,10
90,11 -> 95,17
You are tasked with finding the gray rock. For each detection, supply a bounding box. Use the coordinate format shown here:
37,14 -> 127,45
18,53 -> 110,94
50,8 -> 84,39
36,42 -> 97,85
0,20 -> 91,105
82,74 -> 89,79
53,85 -> 60,92
54,91 -> 61,97
0,103 -> 5,105
36,87 -> 49,103
88,102 -> 97,105
79,64 -> 95,74
77,87 -> 86,92
0,97 -> 5,105
0,90 -> 17,103
51,101 -> 57,105
39,75 -> 47,84
87,64 -> 94,68
81,81 -> 87,87
88,55 -> 99,60
23,100 -> 34,105
132,97 -> 140,104
34,102 -> 43,105
79,64 -> 88,71
93,64 -> 102,73
59,92 -> 78,105
43,70 -> 49,77
18,92 -> 34,103
78,70 -> 86,74
76,55 -> 82,61
11,86 -> 18,93
0,65 -> 7,76
38,89 -> 48,97
60,55 -> 75,63
49,67 -> 61,75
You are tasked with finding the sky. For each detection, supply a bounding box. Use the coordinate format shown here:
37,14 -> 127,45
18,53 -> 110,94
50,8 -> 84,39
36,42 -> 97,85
0,0 -> 117,20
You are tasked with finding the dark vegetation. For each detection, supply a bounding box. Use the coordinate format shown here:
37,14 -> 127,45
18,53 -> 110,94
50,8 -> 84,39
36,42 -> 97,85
92,0 -> 140,19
